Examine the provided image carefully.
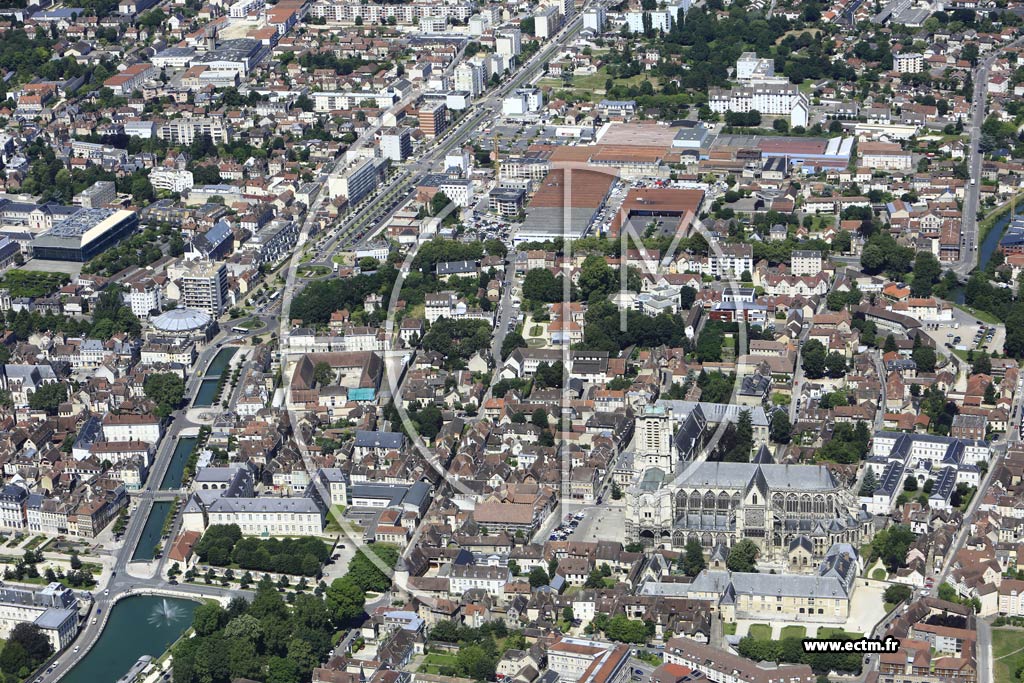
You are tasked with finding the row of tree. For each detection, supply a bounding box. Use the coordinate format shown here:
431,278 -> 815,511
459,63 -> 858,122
193,524 -> 331,577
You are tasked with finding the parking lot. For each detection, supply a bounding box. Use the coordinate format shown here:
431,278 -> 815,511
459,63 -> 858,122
568,502 -> 627,544
923,304 -> 1004,358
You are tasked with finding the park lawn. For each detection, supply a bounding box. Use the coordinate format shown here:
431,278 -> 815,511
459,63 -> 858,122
815,627 -> 861,640
540,67 -> 657,100
0,270 -> 68,298
723,622 -> 737,635
872,568 -> 887,580
993,627 -> 1024,683
780,625 -> 806,640
23,536 -> 46,551
420,652 -> 459,675
747,624 -> 772,640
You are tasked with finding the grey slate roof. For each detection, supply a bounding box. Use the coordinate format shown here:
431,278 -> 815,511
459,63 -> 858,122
675,462 -> 836,491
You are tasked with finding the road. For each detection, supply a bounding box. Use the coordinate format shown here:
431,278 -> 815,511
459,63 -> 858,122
787,295 -> 826,424
954,37 -> 1024,277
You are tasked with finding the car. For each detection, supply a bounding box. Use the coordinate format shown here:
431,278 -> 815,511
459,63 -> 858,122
73,646 -> 80,653
103,589 -> 109,596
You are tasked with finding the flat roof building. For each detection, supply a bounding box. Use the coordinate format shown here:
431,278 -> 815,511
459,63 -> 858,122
30,208 -> 138,262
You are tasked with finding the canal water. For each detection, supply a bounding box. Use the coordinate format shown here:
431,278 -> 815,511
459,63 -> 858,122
131,501 -> 173,562
192,347 -> 238,408
61,595 -> 198,683
979,204 -> 1024,272
160,437 -> 198,491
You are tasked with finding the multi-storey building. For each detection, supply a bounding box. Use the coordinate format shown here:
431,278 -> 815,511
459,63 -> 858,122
180,261 -> 229,316
418,102 -> 448,137
102,413 -> 163,443
379,128 -> 412,162
156,118 -> 233,145
547,637 -> 631,683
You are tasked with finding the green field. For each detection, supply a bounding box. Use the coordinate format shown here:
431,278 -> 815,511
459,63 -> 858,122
420,652 -> 459,675
815,627 -> 861,640
0,270 -> 68,298
780,625 -> 806,640
537,67 -> 657,101
747,623 -> 772,640
993,627 -> 1024,683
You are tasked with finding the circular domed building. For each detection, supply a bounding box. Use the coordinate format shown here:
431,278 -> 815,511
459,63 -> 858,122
148,307 -> 216,343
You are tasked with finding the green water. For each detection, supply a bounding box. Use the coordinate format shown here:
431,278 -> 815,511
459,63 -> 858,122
131,501 -> 172,561
205,347 -> 238,377
192,347 -> 237,407
193,378 -> 222,407
161,437 -> 198,490
61,595 -> 198,683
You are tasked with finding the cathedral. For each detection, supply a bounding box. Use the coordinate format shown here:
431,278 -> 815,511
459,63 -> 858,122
625,404 -> 873,564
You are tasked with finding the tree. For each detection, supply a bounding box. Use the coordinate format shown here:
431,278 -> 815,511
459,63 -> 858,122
801,339 -> 827,379
344,544 -> 399,593
972,352 -> 992,376
825,352 -> 847,378
911,251 -> 942,297
531,408 -> 549,429
528,567 -> 549,587
193,602 -> 226,636
869,525 -> 915,572
682,538 -> 706,576
429,191 -> 453,216
584,569 -> 606,588
610,480 -> 622,500
912,345 -> 936,373
29,382 -> 67,415
883,334 -> 898,353
984,382 -> 997,405
70,552 -> 82,570
6,623 -> 52,671
130,174 -> 154,204
859,468 -> 878,497
501,332 -> 526,360
884,583 -> 912,605
726,539 -> 759,573
522,268 -> 562,302
312,361 -> 334,388
325,576 -> 366,627
577,254 -> 616,301
770,410 -> 792,444
143,372 -> 186,417
904,476 -> 918,492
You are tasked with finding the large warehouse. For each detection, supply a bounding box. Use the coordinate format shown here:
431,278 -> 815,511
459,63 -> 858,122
30,208 -> 139,262
514,169 -> 615,244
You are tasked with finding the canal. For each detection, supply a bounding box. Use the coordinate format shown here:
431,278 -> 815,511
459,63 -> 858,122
160,437 -> 198,491
979,204 -> 1024,272
131,501 -> 173,562
61,595 -> 198,683
192,347 -> 238,408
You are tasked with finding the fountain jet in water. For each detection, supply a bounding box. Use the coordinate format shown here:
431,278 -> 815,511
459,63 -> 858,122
147,599 -> 184,627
